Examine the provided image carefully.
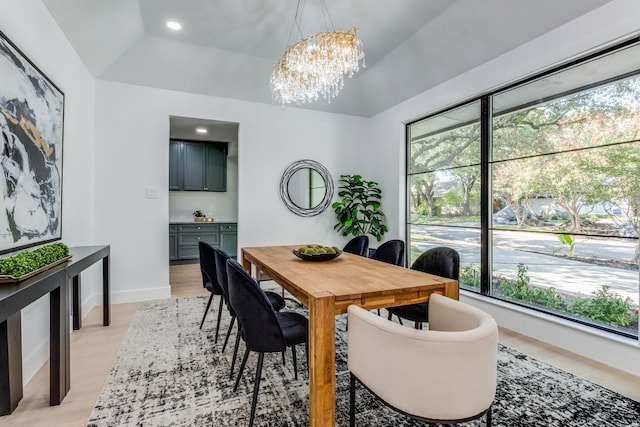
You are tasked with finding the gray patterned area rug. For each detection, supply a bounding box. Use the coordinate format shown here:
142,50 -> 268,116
88,297 -> 640,426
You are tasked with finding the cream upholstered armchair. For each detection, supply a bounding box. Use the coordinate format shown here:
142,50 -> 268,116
347,293 -> 498,426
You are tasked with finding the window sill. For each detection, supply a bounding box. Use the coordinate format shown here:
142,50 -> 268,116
460,289 -> 640,376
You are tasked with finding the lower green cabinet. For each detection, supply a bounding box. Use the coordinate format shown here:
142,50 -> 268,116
169,224 -> 177,260
177,224 -> 219,259
170,222 -> 237,261
219,223 -> 238,256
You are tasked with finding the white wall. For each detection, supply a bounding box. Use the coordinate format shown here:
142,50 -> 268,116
93,80 -> 368,303
366,0 -> 640,376
0,0 -> 97,382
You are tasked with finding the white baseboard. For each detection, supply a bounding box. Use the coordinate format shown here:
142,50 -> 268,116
82,286 -> 171,311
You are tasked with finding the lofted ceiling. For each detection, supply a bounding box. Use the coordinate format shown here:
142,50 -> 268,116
43,0 -> 613,117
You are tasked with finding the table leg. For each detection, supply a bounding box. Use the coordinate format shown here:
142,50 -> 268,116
240,253 -> 250,272
72,275 -> 82,330
308,292 -> 336,427
103,255 -> 110,326
50,281 -> 70,405
0,313 -> 23,415
444,279 -> 459,300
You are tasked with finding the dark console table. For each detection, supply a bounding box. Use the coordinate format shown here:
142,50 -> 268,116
0,244 -> 110,416
67,245 -> 111,330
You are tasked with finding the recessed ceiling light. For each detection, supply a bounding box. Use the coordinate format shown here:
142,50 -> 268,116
166,21 -> 182,31
196,127 -> 207,134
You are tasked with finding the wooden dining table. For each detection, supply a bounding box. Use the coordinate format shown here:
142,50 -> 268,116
241,245 -> 459,426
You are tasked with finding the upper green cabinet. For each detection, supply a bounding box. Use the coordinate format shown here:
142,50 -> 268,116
204,143 -> 227,192
169,142 -> 182,190
170,139 -> 227,191
182,142 -> 207,190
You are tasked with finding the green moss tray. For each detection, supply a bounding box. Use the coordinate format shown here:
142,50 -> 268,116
0,255 -> 72,284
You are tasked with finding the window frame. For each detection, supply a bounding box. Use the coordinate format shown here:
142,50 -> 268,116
406,36 -> 640,339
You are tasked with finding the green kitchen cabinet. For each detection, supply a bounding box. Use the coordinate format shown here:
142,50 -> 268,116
169,140 -> 227,192
169,224 -> 177,260
204,143 -> 227,192
170,222 -> 237,261
182,142 -> 207,191
219,223 -> 238,257
169,142 -> 182,191
176,223 -> 219,260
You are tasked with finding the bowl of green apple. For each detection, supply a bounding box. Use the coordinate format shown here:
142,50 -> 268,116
293,244 -> 342,262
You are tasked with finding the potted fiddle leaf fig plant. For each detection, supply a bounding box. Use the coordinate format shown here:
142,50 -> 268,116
332,174 -> 388,242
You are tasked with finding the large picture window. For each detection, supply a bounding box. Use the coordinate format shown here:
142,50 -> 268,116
407,38 -> 640,338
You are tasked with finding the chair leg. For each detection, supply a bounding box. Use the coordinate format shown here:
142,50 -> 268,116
286,297 -> 303,307
349,373 -> 356,427
230,323 -> 242,379
234,348 -> 250,392
248,353 -> 265,427
222,315 -> 236,352
486,404 -> 492,427
199,293 -> 214,329
281,351 -> 286,366
386,311 -> 404,325
291,345 -> 298,380
214,296 -> 224,343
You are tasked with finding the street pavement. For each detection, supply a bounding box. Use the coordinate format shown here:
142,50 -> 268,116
411,225 -> 639,303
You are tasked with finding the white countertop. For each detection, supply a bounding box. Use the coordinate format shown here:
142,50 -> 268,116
169,219 -> 237,224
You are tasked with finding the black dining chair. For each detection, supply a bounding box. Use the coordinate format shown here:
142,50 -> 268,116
369,239 -> 405,267
226,258 -> 309,427
198,242 -> 224,342
343,235 -> 369,257
386,246 -> 460,329
213,248 -> 286,378
370,240 -> 406,313
354,239 -> 405,319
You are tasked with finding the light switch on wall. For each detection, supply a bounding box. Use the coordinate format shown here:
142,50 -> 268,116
146,187 -> 159,199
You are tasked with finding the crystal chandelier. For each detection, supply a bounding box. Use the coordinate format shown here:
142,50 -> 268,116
270,3 -> 365,105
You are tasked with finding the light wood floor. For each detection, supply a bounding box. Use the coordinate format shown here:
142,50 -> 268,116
2,263 -> 639,426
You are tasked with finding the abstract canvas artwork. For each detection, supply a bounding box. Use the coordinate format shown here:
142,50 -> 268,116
0,31 -> 64,255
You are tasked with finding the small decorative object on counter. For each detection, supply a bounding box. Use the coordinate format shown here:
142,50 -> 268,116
193,210 -> 214,222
